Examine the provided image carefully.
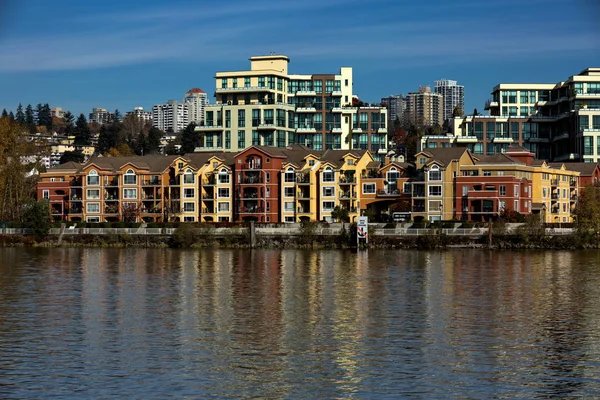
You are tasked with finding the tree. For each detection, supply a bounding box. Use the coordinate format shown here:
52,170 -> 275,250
97,123 -> 119,154
73,113 -> 91,145
331,205 -> 349,222
25,104 -> 34,126
15,103 -> 25,124
62,112 -> 75,136
8,111 -> 14,121
164,142 -> 178,155
452,105 -> 464,118
179,122 -> 198,154
113,109 -> 122,122
21,199 -> 52,236
146,126 -> 162,154
36,103 -> 52,130
574,183 -> 600,233
1,109 -> 7,118
59,150 -> 85,164
473,108 -> 479,117
122,202 -> 140,222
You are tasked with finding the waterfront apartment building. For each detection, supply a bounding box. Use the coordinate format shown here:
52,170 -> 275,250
152,100 -> 189,133
195,55 -> 388,161
484,68 -> 600,163
380,95 -> 406,127
405,86 -> 444,127
89,108 -> 113,125
434,79 -> 464,121
126,107 -> 152,123
183,88 -> 207,124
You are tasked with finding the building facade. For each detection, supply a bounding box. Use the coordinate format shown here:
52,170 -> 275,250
405,86 -> 444,127
381,95 -> 406,127
183,88 -> 207,125
195,55 -> 388,161
89,108 -> 113,125
434,79 -> 464,121
152,100 -> 189,132
126,107 -> 152,123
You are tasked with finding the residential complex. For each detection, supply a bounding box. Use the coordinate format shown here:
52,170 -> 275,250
194,55 -> 388,161
405,86 -> 444,127
38,144 -> 597,225
126,106 -> 152,123
152,100 -> 189,132
183,88 -> 207,124
51,107 -> 67,118
434,79 -> 464,120
89,108 -> 114,125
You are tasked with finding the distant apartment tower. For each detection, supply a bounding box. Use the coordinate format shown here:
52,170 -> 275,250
152,100 -> 189,132
183,88 -> 207,124
405,86 -> 444,127
89,108 -> 113,125
434,79 -> 464,121
51,107 -> 67,119
380,95 -> 406,128
126,106 -> 152,123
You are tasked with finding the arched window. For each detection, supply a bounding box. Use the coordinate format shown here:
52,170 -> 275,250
428,165 -> 441,181
87,169 -> 99,186
218,168 -> 230,184
124,169 -> 137,185
323,167 -> 334,182
386,167 -> 400,194
284,167 -> 295,183
183,169 -> 195,184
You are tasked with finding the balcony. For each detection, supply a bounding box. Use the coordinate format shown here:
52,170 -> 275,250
493,136 -> 513,143
240,162 -> 262,170
339,191 -> 356,199
552,132 -> 569,142
215,86 -> 273,93
339,177 -> 356,184
456,136 -> 478,143
377,189 -> 404,197
551,179 -> 559,186
485,100 -> 499,110
194,125 -> 224,132
258,123 -> 276,130
239,207 -> 265,214
296,191 -> 312,200
296,176 -> 311,184
142,177 -> 161,186
239,176 -> 263,184
104,177 -> 119,186
70,179 -> 83,187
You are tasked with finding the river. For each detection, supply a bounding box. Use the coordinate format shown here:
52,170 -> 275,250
1,248 -> 599,399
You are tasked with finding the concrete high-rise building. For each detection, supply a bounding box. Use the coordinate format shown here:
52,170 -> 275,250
152,100 -> 189,132
51,107 -> 67,118
195,54 -> 388,160
405,86 -> 444,127
434,79 -> 464,121
126,107 -> 152,123
183,88 -> 207,124
380,95 -> 406,128
89,108 -> 113,125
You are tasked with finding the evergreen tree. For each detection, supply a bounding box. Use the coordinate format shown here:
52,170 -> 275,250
179,123 -> 198,154
73,113 -> 91,145
15,103 -> 25,124
8,111 -> 14,121
62,111 -> 75,136
113,109 -> 122,122
147,126 -> 162,154
1,109 -> 7,118
97,123 -> 119,154
25,104 -> 34,125
59,150 -> 85,164
35,103 -> 43,125
39,103 -> 52,130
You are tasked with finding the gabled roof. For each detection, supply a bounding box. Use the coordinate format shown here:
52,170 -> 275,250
184,152 -> 235,169
379,161 -> 412,172
78,155 -> 180,173
550,162 -> 599,176
530,160 -> 547,167
475,153 -> 526,165
419,147 -> 471,167
47,161 -> 82,171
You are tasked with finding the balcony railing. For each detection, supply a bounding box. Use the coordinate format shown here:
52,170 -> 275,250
239,207 -> 265,214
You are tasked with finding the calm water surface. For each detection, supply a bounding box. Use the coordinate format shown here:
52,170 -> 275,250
1,248 -> 600,399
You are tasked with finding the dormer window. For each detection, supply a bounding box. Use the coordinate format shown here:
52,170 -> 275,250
323,167 -> 334,182
124,169 -> 137,185
284,168 -> 295,183
308,159 -> 315,167
218,168 -> 230,184
347,159 -> 354,166
87,170 -> 99,186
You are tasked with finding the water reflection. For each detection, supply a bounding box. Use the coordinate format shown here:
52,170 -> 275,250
0,248 -> 600,398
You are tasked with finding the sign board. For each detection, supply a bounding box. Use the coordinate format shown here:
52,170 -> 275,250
357,216 -> 368,243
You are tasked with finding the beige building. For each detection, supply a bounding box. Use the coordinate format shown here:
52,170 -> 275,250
405,86 -> 444,127
195,54 -> 388,161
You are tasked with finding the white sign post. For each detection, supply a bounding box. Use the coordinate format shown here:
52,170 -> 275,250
357,216 -> 369,245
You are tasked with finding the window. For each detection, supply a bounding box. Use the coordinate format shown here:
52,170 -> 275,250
219,216 -> 230,222
285,216 -> 295,223
499,185 -> 506,196
308,160 -> 315,166
86,216 -> 100,223
86,202 -> 100,213
183,202 -> 195,212
225,110 -> 231,128
285,187 -> 295,197
183,169 -> 195,184
124,169 -> 137,185
322,201 -> 335,211
266,202 -> 270,211
323,186 -> 335,197
284,202 -> 294,212
123,188 -> 137,199
42,190 -> 49,199
347,159 -> 354,166
218,170 -> 230,184
429,186 -> 442,196
543,187 -> 548,198
284,169 -> 295,182
258,76 -> 265,88
237,110 -> 245,127
184,188 -> 195,198
244,77 -> 250,88
266,173 -> 270,183
218,188 -> 230,198
238,130 -> 246,149
483,171 -> 491,176
363,183 -> 376,194
514,200 -> 519,212
428,166 -> 442,181
221,78 -> 227,88
87,189 -> 100,199
499,201 -> 506,211
87,170 -> 99,186
514,185 -> 519,195
218,202 -> 229,212
323,168 -> 334,182
183,216 -> 195,222
462,186 -> 468,196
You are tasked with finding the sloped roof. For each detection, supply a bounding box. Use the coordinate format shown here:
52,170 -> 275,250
48,161 -> 82,171
184,152 -> 235,169
320,149 -> 367,168
530,160 -> 546,167
475,153 -> 526,165
420,147 -> 470,167
186,88 -> 205,94
550,162 -> 599,176
80,155 -> 180,173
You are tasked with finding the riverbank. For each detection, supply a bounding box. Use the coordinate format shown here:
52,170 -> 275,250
0,231 -> 593,250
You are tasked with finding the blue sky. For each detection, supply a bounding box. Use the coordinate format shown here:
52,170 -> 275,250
0,0 -> 599,118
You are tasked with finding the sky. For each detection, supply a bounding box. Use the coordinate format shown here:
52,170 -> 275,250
0,0 -> 599,117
